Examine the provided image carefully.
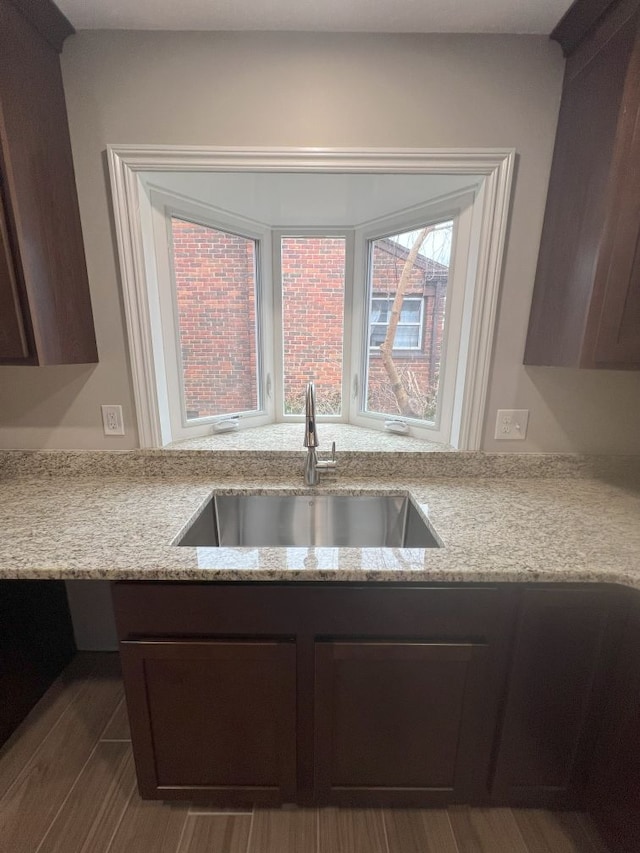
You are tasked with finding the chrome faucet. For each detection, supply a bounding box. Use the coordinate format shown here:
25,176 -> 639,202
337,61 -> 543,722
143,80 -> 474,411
303,381 -> 337,486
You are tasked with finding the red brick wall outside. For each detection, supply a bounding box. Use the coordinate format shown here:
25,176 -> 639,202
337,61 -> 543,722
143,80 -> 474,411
171,221 -> 447,421
281,237 -> 345,414
171,218 -> 258,419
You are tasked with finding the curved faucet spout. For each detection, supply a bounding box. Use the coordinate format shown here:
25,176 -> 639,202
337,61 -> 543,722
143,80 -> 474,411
302,381 -> 337,486
303,381 -> 319,449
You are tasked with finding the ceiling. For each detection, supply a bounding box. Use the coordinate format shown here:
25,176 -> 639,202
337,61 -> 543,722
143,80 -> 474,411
140,172 -> 482,228
55,0 -> 574,34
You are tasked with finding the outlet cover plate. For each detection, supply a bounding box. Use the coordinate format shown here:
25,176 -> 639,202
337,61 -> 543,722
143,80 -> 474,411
101,405 -> 125,436
494,409 -> 529,440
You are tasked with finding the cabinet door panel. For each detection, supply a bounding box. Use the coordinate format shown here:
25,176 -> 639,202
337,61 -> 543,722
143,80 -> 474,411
120,639 -> 297,805
0,185 -> 28,359
0,0 -> 97,364
492,588 -> 622,806
314,641 -> 491,806
524,7 -> 636,367
592,34 -> 640,366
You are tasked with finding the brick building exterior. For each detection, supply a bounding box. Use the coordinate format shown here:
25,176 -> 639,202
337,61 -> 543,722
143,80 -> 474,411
367,237 -> 448,420
172,219 -> 258,419
171,219 -> 448,420
281,237 -> 345,415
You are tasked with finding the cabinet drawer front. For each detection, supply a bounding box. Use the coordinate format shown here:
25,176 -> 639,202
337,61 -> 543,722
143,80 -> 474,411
112,582 -> 506,640
120,639 -> 297,804
314,640 -> 496,806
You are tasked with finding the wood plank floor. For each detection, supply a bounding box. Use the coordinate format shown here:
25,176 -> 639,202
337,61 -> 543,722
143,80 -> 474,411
0,654 -> 609,853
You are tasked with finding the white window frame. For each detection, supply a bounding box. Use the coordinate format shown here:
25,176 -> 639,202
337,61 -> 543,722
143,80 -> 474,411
145,187 -> 275,443
369,296 -> 425,352
351,193 -> 476,444
108,146 -> 514,450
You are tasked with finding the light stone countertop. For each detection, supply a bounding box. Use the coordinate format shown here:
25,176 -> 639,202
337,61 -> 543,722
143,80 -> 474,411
0,452 -> 639,589
168,423 -> 452,453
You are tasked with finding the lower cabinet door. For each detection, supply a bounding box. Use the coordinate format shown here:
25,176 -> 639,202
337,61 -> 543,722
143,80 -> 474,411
119,639 -> 297,804
491,588 -> 623,807
313,640 -> 494,805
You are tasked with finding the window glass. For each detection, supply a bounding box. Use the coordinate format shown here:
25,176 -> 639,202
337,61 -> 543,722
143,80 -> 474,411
280,236 -> 346,416
365,222 -> 453,423
170,217 -> 260,421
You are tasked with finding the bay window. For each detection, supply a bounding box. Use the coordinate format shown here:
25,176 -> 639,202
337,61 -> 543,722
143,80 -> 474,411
148,190 -> 467,443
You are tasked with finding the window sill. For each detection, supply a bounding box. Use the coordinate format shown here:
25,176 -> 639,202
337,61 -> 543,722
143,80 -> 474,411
166,423 -> 452,453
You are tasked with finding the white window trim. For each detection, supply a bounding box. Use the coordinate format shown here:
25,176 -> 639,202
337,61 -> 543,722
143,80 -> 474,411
107,146 -> 515,450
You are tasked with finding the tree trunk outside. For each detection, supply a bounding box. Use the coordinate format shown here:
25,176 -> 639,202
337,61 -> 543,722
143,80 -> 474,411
379,226 -> 434,417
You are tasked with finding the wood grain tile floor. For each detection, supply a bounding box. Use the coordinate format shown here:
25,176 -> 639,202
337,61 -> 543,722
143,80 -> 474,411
0,654 -> 610,853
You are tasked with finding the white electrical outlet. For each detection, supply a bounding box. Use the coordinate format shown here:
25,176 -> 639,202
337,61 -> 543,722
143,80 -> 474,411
495,409 -> 529,440
101,405 -> 125,436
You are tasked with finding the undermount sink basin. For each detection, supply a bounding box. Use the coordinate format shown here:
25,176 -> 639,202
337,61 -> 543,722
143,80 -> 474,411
176,492 -> 441,549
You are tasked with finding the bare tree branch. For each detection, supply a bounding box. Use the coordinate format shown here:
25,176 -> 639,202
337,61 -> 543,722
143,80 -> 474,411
379,225 -> 434,417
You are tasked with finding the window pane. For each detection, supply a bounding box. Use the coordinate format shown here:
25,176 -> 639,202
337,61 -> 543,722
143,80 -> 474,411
281,236 -> 345,416
369,325 -> 388,348
400,300 -> 421,323
171,217 -> 259,421
365,222 -> 453,423
371,299 -> 390,323
394,326 -> 420,349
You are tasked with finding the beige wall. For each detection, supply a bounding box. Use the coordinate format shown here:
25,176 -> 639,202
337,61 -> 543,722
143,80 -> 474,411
1,30 -> 639,452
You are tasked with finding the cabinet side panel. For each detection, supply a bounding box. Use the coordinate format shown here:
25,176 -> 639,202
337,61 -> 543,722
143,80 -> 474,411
491,588 -> 621,807
0,177 -> 29,359
524,3 -> 636,366
0,0 -> 97,364
587,599 -> 640,853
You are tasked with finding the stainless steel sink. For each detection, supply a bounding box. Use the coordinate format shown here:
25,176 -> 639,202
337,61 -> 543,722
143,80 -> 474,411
176,492 -> 441,548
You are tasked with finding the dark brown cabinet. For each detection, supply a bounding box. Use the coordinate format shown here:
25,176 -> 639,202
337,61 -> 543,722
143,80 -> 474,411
314,640 -> 495,805
586,591 -> 640,853
0,580 -> 76,747
0,182 -> 28,360
0,0 -> 97,365
111,582 -> 506,807
119,639 -> 297,803
492,587 -> 625,807
525,0 -> 640,368
109,575 -> 640,853
112,581 -> 632,810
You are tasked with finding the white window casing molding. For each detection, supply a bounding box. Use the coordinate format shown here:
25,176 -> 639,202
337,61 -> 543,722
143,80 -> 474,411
107,146 -> 515,450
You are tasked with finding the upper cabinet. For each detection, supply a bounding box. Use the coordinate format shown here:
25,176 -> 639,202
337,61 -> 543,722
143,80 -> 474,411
525,0 -> 640,369
0,0 -> 97,365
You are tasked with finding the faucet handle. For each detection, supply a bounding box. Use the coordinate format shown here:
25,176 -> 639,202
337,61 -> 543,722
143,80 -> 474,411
315,440 -> 337,475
